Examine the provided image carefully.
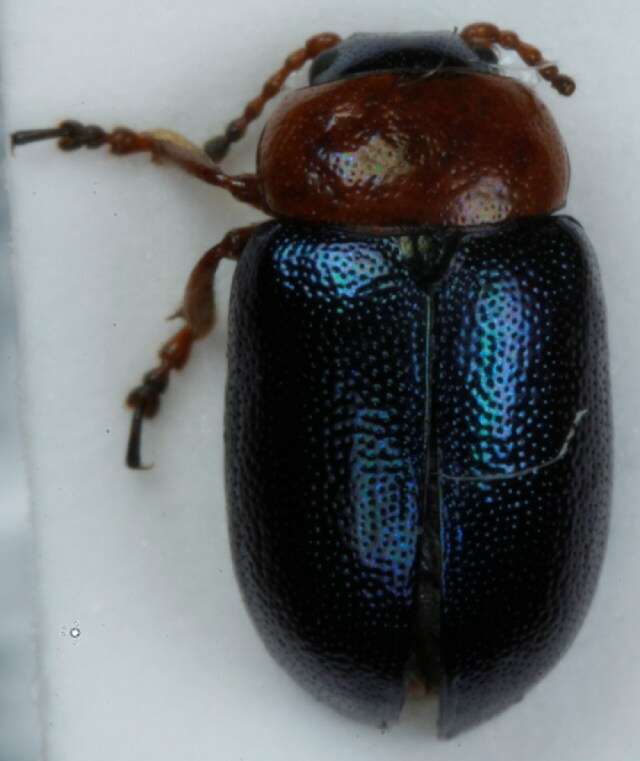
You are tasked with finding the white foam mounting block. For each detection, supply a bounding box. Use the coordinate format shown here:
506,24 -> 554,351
3,1 -> 640,760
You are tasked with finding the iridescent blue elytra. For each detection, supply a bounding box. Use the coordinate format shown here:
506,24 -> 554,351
224,216 -> 611,737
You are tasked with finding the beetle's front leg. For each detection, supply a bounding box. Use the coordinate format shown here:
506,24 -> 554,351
11,121 -> 266,211
125,223 -> 259,469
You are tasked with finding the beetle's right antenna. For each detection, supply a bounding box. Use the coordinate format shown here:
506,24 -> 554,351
203,32 -> 342,161
460,22 -> 576,96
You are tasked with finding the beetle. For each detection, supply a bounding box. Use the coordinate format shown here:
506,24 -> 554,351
11,22 -> 611,737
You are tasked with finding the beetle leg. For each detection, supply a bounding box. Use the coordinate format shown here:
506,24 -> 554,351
203,32 -> 342,161
10,121 -> 266,211
125,223 -> 259,469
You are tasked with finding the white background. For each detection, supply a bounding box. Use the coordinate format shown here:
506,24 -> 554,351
3,1 -> 640,759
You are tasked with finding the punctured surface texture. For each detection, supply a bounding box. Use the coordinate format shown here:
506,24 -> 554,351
434,216 -> 611,736
225,222 -> 428,723
258,72 -> 569,227
225,217 -> 611,734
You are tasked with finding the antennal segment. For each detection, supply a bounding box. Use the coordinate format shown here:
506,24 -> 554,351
461,22 -> 576,96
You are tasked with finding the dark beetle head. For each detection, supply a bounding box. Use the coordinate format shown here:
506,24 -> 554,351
257,29 -> 571,228
309,32 -> 498,86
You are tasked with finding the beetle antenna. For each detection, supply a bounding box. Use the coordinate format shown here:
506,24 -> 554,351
204,32 -> 342,161
460,22 -> 576,96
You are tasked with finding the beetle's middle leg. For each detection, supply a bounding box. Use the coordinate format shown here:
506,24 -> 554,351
125,223 -> 259,469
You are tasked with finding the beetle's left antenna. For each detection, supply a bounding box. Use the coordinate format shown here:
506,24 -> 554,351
460,22 -> 576,96
203,32 -> 342,162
